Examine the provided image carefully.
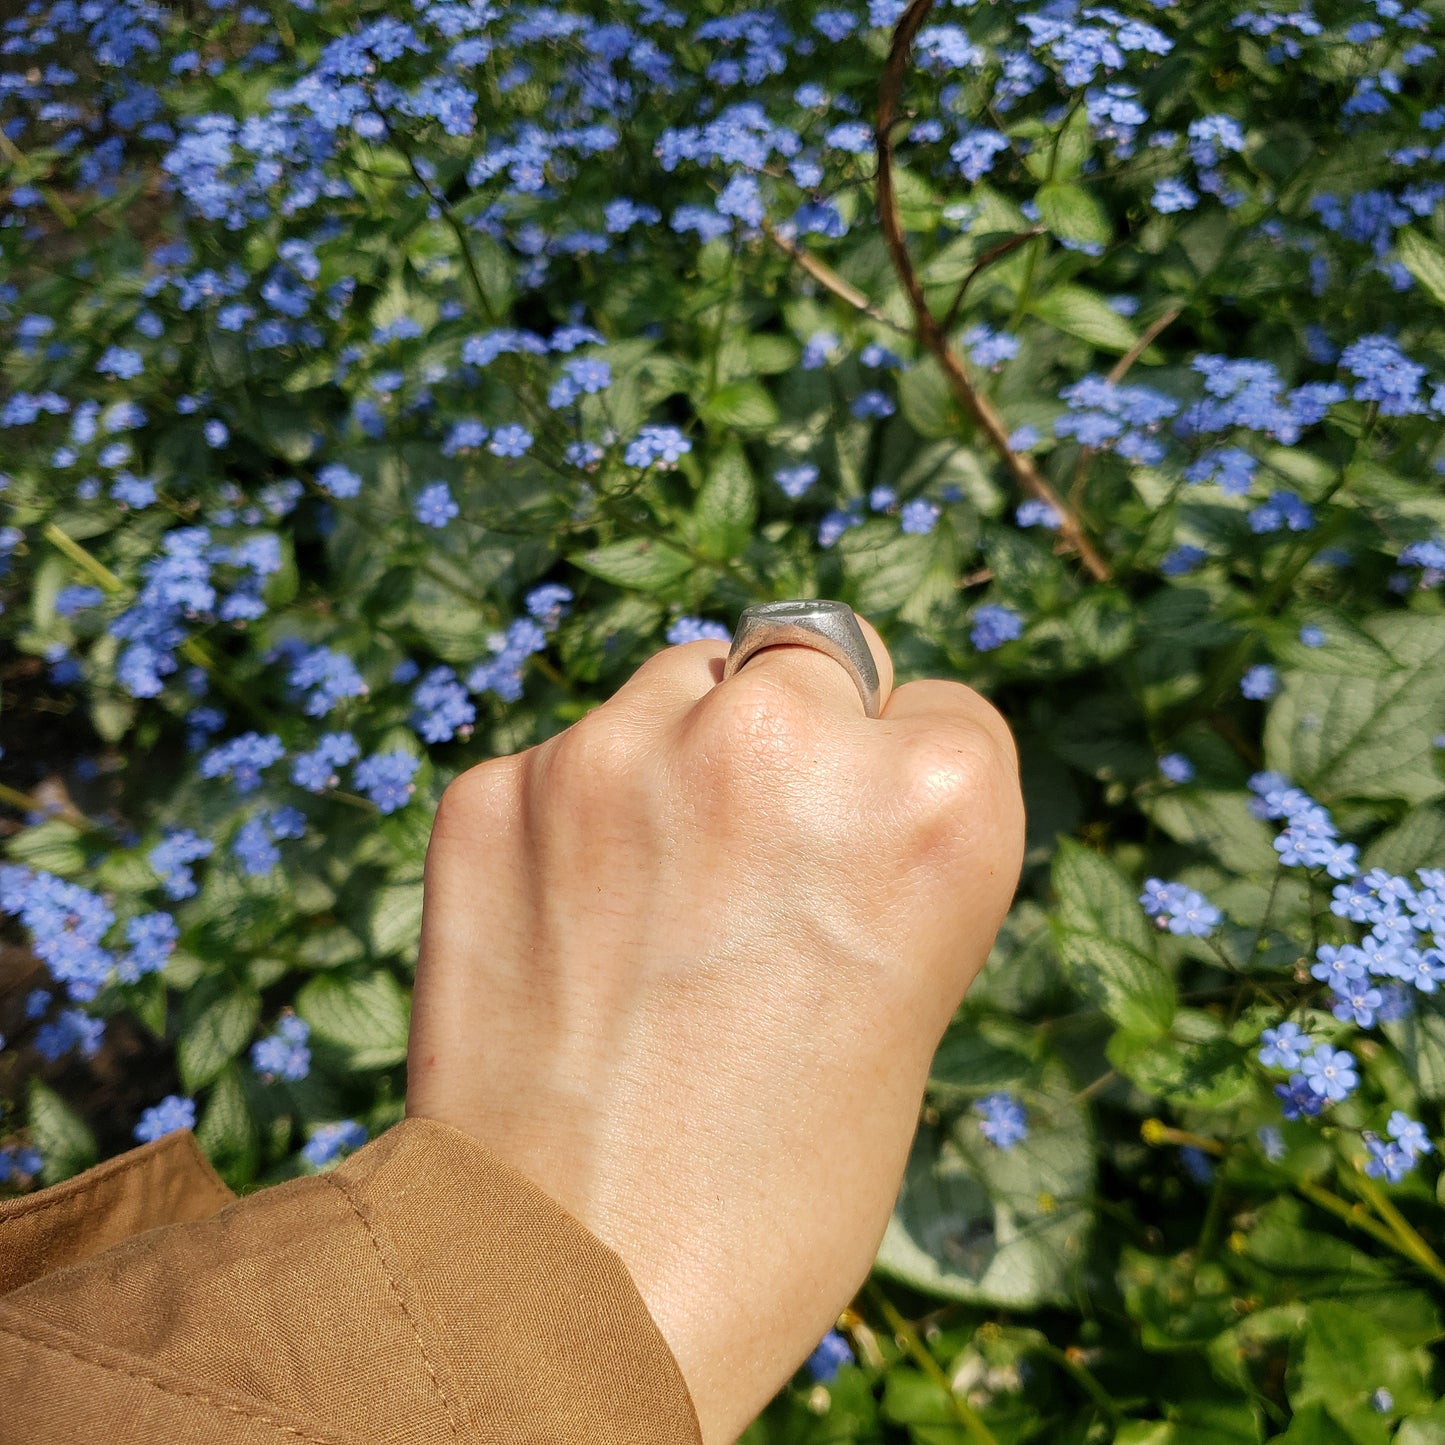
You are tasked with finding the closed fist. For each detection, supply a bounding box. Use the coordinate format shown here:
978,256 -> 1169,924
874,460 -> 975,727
407,612 -> 1025,1443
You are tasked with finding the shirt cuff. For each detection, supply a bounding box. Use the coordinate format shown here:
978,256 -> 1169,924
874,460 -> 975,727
3,1115 -> 704,1444
0,1128 -> 233,1296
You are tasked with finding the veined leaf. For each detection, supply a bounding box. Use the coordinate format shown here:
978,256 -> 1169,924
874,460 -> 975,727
571,538 -> 693,592
298,970 -> 410,1071
1030,284 -> 1140,354
177,977 -> 262,1093
1265,614 -> 1445,806
1035,183 -> 1112,247
1399,228 -> 1445,310
690,441 -> 757,560
876,1028 -> 1094,1308
28,1079 -> 98,1186
1050,839 -> 1175,1032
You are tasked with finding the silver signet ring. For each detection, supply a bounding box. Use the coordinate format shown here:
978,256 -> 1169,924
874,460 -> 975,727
722,599 -> 881,719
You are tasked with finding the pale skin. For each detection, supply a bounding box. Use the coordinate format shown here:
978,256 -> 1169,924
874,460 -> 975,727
406,612 -> 1026,1444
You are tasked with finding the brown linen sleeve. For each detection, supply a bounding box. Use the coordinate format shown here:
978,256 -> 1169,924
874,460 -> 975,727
0,1126 -> 234,1295
0,1116 -> 705,1445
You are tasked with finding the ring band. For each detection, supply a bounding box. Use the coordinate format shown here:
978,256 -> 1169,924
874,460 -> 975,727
723,600 -> 881,718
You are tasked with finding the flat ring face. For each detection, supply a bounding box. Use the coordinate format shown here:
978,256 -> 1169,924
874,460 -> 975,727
722,599 -> 881,718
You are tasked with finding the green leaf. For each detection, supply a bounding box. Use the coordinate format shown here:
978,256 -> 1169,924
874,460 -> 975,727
1070,588 -> 1136,662
193,862 -> 295,954
1030,589 -> 1136,670
897,357 -> 960,439
837,521 -> 939,615
690,442 -> 758,560
1035,183 -> 1112,248
1265,1404 -> 1356,1445
880,1370 -> 959,1428
1398,229 -> 1445,310
1029,284 -> 1140,354
4,819 -> 87,876
27,1078 -> 98,1185
701,378 -> 780,432
366,877 -> 424,960
571,538 -> 693,592
745,335 -> 799,374
1291,1300 -> 1435,1436
1361,805 -> 1445,878
1383,1004 -> 1445,1101
1143,791 -> 1280,877
1264,614 -> 1445,806
1050,839 -> 1175,1032
128,972 -> 168,1038
1398,1403 -> 1445,1445
1022,105 -> 1092,183
967,902 -> 1061,1014
177,977 -> 262,1092
296,924 -> 368,971
1108,1011 -> 1253,1109
401,579 -> 494,665
876,1045 -> 1094,1308
378,799 -> 433,870
1120,1248 -> 1240,1353
194,1062 -> 258,1184
1045,693 -> 1155,780
90,692 -> 138,744
1115,1400 -> 1260,1445
298,970 -> 410,1070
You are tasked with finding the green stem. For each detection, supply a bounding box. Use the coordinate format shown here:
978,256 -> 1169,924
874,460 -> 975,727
1024,1339 -> 1121,1425
1248,869 -> 1285,970
0,781 -> 88,823
0,130 -> 77,228
865,1283 -> 1002,1445
387,126 -> 498,327
1292,1175 -> 1445,1287
1346,1169 -> 1445,1290
43,523 -> 125,592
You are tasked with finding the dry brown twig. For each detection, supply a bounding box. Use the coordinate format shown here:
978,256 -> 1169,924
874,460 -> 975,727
762,220 -> 910,336
875,0 -> 1112,582
1067,305 -> 1184,505
1107,305 -> 1181,385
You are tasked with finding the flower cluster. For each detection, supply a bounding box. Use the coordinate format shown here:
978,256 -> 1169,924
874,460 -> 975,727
0,866 -> 176,1002
134,1095 -> 196,1144
251,1015 -> 312,1082
1140,879 -> 1222,937
301,1119 -> 367,1169
974,1091 -> 1029,1150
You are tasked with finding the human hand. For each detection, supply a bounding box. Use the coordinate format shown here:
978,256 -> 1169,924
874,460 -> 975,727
406,610 -> 1025,1443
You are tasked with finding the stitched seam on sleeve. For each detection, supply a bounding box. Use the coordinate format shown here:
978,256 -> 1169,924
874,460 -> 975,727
0,1317 -> 342,1444
0,1146 -> 164,1225
322,1171 -> 464,1441
0,1132 -> 228,1225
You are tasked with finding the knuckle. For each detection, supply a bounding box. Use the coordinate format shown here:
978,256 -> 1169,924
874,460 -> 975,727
538,707 -> 639,794
925,681 -> 1020,778
431,755 -> 520,844
895,722 -> 1022,855
687,677 -> 817,777
897,732 -> 991,814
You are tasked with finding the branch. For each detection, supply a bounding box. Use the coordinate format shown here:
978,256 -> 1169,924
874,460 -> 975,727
875,0 -> 1111,582
1061,305 -> 1186,509
941,226 -> 1047,335
762,220 -> 909,336
1107,304 -> 1181,385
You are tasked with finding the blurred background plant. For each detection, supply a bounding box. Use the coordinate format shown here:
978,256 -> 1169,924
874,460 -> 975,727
2,0 -> 1444,1438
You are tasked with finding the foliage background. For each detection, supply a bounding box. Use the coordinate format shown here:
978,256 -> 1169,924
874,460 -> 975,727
2,0 -> 1445,1439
